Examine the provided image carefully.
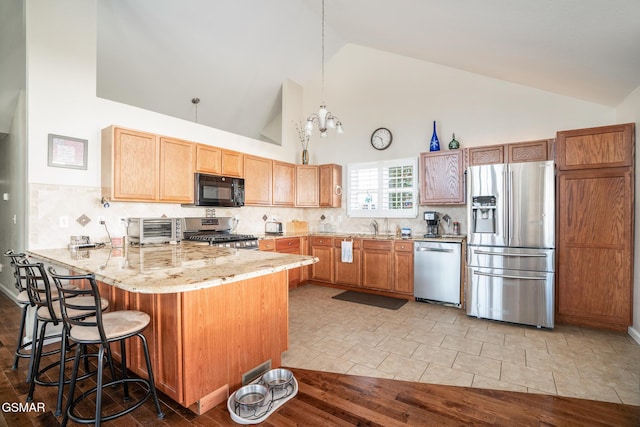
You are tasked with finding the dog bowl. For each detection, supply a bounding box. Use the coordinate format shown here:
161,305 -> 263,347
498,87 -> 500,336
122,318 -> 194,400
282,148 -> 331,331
233,384 -> 268,411
261,368 -> 294,390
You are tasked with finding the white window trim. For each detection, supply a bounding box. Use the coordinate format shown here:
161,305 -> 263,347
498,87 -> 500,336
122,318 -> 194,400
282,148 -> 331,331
346,157 -> 419,219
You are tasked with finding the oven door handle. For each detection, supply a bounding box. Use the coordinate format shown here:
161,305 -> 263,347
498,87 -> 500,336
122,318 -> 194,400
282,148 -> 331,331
474,250 -> 547,258
472,270 -> 547,281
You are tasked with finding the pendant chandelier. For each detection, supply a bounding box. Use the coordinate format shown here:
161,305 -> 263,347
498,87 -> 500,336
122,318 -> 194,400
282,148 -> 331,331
305,0 -> 343,138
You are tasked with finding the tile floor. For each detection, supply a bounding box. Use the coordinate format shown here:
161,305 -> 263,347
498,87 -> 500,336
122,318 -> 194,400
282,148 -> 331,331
282,284 -> 640,406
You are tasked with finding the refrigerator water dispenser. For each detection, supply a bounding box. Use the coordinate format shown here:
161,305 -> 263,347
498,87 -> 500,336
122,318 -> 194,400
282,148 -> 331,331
471,196 -> 497,233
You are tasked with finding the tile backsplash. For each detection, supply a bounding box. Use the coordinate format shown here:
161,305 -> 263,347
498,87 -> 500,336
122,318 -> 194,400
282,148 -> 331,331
29,183 -> 468,249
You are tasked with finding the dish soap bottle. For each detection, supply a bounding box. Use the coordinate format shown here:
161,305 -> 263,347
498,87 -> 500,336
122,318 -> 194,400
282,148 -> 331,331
429,121 -> 440,152
448,133 -> 460,149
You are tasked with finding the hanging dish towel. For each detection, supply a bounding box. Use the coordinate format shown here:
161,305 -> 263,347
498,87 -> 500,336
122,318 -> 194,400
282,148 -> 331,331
341,240 -> 353,263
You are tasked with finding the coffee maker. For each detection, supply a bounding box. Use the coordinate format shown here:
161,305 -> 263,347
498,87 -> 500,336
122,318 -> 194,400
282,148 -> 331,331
423,211 -> 439,237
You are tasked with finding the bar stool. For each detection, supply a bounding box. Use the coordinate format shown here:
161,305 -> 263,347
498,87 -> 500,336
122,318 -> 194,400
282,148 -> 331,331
20,260 -> 110,416
48,268 -> 165,426
3,250 -> 32,372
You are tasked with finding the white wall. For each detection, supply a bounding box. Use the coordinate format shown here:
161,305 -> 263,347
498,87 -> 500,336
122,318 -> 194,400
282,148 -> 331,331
615,85 -> 640,342
25,0 -> 302,249
303,44 -> 614,165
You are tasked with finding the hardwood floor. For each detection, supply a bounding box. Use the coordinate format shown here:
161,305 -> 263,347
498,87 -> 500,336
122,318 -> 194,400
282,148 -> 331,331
1,291 -> 638,426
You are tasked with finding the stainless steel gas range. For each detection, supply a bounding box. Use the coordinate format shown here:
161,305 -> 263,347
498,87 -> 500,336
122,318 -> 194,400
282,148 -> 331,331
182,217 -> 258,249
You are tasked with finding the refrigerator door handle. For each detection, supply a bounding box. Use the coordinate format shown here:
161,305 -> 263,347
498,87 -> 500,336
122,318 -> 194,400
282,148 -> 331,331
508,168 -> 514,246
474,250 -> 547,258
502,167 -> 509,244
416,247 -> 454,253
472,270 -> 547,281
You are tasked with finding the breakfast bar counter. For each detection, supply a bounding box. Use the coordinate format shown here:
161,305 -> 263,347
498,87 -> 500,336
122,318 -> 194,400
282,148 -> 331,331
27,243 -> 317,293
26,243 -> 318,414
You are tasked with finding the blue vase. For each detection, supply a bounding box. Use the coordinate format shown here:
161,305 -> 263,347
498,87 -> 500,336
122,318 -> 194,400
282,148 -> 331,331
429,121 -> 440,152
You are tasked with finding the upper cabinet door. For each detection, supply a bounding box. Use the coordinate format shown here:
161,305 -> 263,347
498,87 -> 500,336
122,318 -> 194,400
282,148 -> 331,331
319,164 -> 342,207
507,139 -> 554,163
105,126 -> 159,201
556,123 -> 635,170
466,145 -> 505,167
221,150 -> 244,177
272,161 -> 296,206
296,165 -> 319,207
244,155 -> 273,205
419,150 -> 465,205
196,144 -> 222,175
159,137 -> 196,203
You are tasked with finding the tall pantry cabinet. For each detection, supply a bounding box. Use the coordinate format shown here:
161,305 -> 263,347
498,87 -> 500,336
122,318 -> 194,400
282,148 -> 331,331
555,123 -> 635,331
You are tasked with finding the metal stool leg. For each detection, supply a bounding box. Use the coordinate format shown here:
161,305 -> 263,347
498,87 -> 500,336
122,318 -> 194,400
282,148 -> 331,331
139,333 -> 165,418
12,304 -> 28,370
61,344 -> 83,427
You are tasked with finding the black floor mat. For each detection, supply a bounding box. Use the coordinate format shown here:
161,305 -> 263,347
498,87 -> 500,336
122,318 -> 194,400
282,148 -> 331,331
331,291 -> 408,310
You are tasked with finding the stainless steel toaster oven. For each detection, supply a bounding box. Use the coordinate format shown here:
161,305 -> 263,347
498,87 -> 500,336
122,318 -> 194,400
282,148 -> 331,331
127,217 -> 182,245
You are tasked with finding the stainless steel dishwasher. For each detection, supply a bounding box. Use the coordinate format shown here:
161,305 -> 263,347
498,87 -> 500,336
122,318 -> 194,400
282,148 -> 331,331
414,241 -> 461,306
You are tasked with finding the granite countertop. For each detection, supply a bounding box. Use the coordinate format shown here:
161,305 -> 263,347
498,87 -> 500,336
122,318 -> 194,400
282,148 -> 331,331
27,242 -> 318,294
258,232 -> 466,243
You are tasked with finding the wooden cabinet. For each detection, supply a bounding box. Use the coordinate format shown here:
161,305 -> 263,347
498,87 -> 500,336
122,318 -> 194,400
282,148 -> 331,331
466,145 -> 505,166
334,239 -> 362,286
556,124 -> 633,170
272,161 -> 296,206
102,126 -> 158,201
195,144 -> 222,175
310,236 -> 334,282
159,137 -> 196,203
393,241 -> 413,295
555,123 -> 635,331
258,238 -> 275,251
101,126 -> 195,203
296,165 -> 319,207
319,164 -> 342,207
419,150 -> 465,205
276,237 -> 302,289
196,145 -> 244,177
244,155 -> 273,205
361,240 -> 393,290
507,139 -> 553,163
221,150 -> 244,177
466,139 -> 553,167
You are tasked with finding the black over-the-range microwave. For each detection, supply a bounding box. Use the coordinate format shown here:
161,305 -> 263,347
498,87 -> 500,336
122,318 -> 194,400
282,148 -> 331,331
187,173 -> 245,207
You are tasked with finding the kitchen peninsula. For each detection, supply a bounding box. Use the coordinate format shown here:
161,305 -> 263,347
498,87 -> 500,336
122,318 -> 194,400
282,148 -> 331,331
27,243 -> 317,414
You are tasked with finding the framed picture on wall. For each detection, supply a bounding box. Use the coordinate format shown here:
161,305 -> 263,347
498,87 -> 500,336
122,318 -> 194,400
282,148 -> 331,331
47,134 -> 88,170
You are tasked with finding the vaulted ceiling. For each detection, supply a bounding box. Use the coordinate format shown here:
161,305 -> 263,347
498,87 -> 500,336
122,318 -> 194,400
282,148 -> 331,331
96,0 -> 640,143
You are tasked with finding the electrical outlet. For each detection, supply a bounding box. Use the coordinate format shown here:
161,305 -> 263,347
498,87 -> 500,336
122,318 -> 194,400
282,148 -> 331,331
97,216 -> 105,225
118,217 -> 127,224
59,216 -> 69,228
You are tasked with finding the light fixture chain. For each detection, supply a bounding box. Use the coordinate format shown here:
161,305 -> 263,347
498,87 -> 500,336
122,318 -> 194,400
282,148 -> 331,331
321,0 -> 325,104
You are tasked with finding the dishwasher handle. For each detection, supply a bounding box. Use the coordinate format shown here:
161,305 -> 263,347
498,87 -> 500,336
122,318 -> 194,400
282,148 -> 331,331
416,247 -> 454,253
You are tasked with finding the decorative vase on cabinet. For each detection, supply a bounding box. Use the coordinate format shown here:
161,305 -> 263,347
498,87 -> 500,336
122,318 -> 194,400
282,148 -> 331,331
448,133 -> 460,149
302,149 -> 309,165
429,121 -> 440,152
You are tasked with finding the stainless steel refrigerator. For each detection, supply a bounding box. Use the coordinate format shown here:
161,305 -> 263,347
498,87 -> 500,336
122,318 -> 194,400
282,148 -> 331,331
466,160 -> 555,328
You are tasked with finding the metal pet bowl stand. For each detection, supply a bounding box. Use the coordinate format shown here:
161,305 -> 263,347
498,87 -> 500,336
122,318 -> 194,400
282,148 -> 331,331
227,376 -> 298,424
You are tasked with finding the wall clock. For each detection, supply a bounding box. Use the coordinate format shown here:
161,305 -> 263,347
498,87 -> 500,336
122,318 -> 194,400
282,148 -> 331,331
370,127 -> 392,150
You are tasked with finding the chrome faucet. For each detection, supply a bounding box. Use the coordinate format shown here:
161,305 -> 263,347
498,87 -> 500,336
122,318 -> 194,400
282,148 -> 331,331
370,219 -> 379,236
